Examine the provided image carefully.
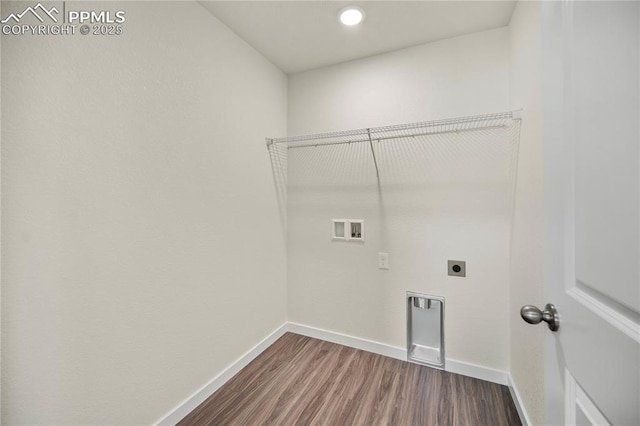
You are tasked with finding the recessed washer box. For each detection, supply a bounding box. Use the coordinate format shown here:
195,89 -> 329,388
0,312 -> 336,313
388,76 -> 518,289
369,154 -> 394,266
349,220 -> 364,241
332,219 -> 348,240
332,219 -> 364,242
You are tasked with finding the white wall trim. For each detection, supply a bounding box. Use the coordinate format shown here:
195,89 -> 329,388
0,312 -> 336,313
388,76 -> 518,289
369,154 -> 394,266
508,374 -> 532,426
446,358 -> 508,385
288,322 -> 509,386
287,322 -> 407,361
155,322 -> 288,426
156,322 -> 513,424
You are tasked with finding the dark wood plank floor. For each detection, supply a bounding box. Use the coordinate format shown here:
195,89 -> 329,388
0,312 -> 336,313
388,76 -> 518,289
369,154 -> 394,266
178,333 -> 521,426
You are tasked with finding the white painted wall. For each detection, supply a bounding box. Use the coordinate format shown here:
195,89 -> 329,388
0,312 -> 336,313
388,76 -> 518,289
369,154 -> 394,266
289,28 -> 509,135
0,1 -> 3,420
1,1 -> 287,424
509,2 -> 546,424
508,2 -> 545,424
287,28 -> 513,371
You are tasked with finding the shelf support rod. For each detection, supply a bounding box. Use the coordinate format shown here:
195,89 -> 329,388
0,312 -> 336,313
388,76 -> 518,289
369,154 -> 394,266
367,128 -> 380,180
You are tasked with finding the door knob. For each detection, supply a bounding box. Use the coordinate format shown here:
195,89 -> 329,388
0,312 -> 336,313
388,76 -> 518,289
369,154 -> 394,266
520,303 -> 560,332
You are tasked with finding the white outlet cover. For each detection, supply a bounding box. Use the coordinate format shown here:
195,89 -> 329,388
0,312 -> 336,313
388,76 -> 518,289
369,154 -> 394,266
379,252 -> 389,269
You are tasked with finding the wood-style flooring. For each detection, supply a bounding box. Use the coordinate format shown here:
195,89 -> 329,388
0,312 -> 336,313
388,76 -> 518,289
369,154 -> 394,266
178,333 -> 522,426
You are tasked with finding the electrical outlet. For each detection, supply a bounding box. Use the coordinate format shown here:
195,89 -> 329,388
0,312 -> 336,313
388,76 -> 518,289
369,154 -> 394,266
378,252 -> 389,269
448,260 -> 466,277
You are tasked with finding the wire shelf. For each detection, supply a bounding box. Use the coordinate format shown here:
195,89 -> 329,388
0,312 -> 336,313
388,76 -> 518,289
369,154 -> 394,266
266,111 -> 520,149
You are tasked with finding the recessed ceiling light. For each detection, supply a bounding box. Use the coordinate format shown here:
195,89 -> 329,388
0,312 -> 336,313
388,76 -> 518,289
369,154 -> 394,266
339,6 -> 364,26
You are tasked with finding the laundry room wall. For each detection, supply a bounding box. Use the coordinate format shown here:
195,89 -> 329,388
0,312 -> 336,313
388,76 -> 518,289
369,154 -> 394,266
1,1 -> 287,423
508,1 -> 545,424
287,28 -> 514,373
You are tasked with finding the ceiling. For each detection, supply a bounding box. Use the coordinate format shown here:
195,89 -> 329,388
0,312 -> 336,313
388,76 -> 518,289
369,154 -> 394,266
200,1 -> 517,74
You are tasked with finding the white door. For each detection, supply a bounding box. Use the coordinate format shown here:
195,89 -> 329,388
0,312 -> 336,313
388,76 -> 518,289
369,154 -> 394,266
541,1 -> 640,425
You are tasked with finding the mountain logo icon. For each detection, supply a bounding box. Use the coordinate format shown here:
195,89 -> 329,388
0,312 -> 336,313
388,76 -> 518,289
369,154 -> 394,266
1,3 -> 59,24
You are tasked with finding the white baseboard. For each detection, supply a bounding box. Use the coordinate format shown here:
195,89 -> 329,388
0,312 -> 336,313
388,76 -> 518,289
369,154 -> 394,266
508,374 -> 531,426
287,322 -> 509,386
286,322 -> 406,361
155,322 -> 288,425
446,358 -> 508,385
156,321 -> 512,425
